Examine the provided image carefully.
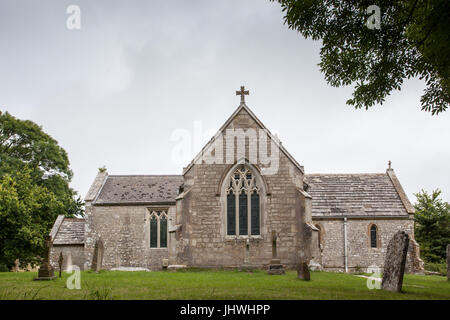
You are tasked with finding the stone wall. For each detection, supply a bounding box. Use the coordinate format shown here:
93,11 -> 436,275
313,217 -> 422,273
50,245 -> 86,271
174,107 -> 312,268
84,204 -> 175,270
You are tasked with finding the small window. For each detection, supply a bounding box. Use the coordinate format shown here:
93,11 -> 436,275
370,225 -> 378,248
149,210 -> 168,248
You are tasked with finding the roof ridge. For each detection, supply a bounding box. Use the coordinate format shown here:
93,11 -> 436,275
108,174 -> 183,177
306,173 -> 387,176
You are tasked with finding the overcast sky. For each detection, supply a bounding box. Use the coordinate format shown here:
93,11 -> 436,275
1,0 -> 449,203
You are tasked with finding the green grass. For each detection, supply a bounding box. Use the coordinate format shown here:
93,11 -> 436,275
0,270 -> 448,300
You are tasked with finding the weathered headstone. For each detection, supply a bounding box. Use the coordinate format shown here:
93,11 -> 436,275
297,261 -> 310,281
58,252 -> 64,278
240,239 -> 253,271
91,238 -> 104,272
34,235 -> 56,280
381,231 -> 409,292
66,252 -> 73,271
268,230 -> 285,275
447,244 -> 450,281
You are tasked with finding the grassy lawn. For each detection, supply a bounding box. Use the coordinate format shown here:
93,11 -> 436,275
0,269 -> 448,300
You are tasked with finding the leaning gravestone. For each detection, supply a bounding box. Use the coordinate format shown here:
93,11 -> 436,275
91,238 -> 104,272
34,235 -> 56,280
381,231 -> 409,292
447,244 -> 449,281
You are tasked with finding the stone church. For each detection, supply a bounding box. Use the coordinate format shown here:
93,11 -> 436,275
49,88 -> 424,273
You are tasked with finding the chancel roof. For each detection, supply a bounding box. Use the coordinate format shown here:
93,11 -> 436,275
305,173 -> 412,217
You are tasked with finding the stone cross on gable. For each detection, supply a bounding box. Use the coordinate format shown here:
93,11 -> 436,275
236,86 -> 249,104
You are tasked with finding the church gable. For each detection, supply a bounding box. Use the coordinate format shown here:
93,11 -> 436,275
183,100 -> 304,177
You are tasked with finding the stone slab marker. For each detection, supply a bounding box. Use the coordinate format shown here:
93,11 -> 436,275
447,244 -> 450,281
297,261 -> 310,281
240,239 -> 253,271
34,235 -> 56,280
58,252 -> 63,278
268,230 -> 285,275
91,238 -> 104,272
381,231 -> 409,292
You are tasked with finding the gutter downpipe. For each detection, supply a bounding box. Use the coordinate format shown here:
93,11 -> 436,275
343,216 -> 348,273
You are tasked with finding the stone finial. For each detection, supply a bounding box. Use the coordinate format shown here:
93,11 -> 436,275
387,160 -> 392,170
236,86 -> 249,104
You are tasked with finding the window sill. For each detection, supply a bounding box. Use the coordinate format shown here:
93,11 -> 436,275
225,235 -> 263,241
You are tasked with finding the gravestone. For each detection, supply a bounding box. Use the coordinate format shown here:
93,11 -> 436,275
381,231 -> 409,292
58,252 -> 64,278
240,239 -> 253,271
34,235 -> 56,280
447,244 -> 449,281
297,261 -> 310,281
66,252 -> 73,271
268,230 -> 285,275
91,238 -> 104,272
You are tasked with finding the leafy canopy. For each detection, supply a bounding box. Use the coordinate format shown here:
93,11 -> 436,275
0,168 -> 64,268
271,0 -> 449,114
0,111 -> 83,217
0,111 -> 83,269
414,189 -> 450,263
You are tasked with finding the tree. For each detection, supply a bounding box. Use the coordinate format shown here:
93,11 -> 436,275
0,168 -> 64,269
271,0 -> 449,114
0,111 -> 83,217
0,111 -> 83,269
414,189 -> 450,263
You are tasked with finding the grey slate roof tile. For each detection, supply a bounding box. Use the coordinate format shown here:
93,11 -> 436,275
305,173 -> 409,217
53,218 -> 85,245
94,175 -> 183,205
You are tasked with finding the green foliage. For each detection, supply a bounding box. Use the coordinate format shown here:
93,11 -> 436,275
83,286 -> 114,300
0,168 -> 65,269
0,111 -> 84,217
424,261 -> 447,275
414,189 -> 450,263
0,111 -> 84,269
0,271 -> 449,300
271,0 -> 449,114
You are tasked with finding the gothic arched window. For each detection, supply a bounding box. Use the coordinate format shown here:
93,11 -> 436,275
370,224 -> 378,248
226,166 -> 260,236
149,210 -> 168,248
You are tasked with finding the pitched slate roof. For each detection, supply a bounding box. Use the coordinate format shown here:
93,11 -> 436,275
93,175 -> 184,205
305,173 -> 411,217
52,217 -> 85,245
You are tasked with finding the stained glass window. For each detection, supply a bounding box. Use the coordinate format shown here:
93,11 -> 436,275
227,192 -> 236,235
149,210 -> 168,248
239,192 -> 248,235
225,166 -> 260,236
251,193 -> 260,235
150,215 -> 158,248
